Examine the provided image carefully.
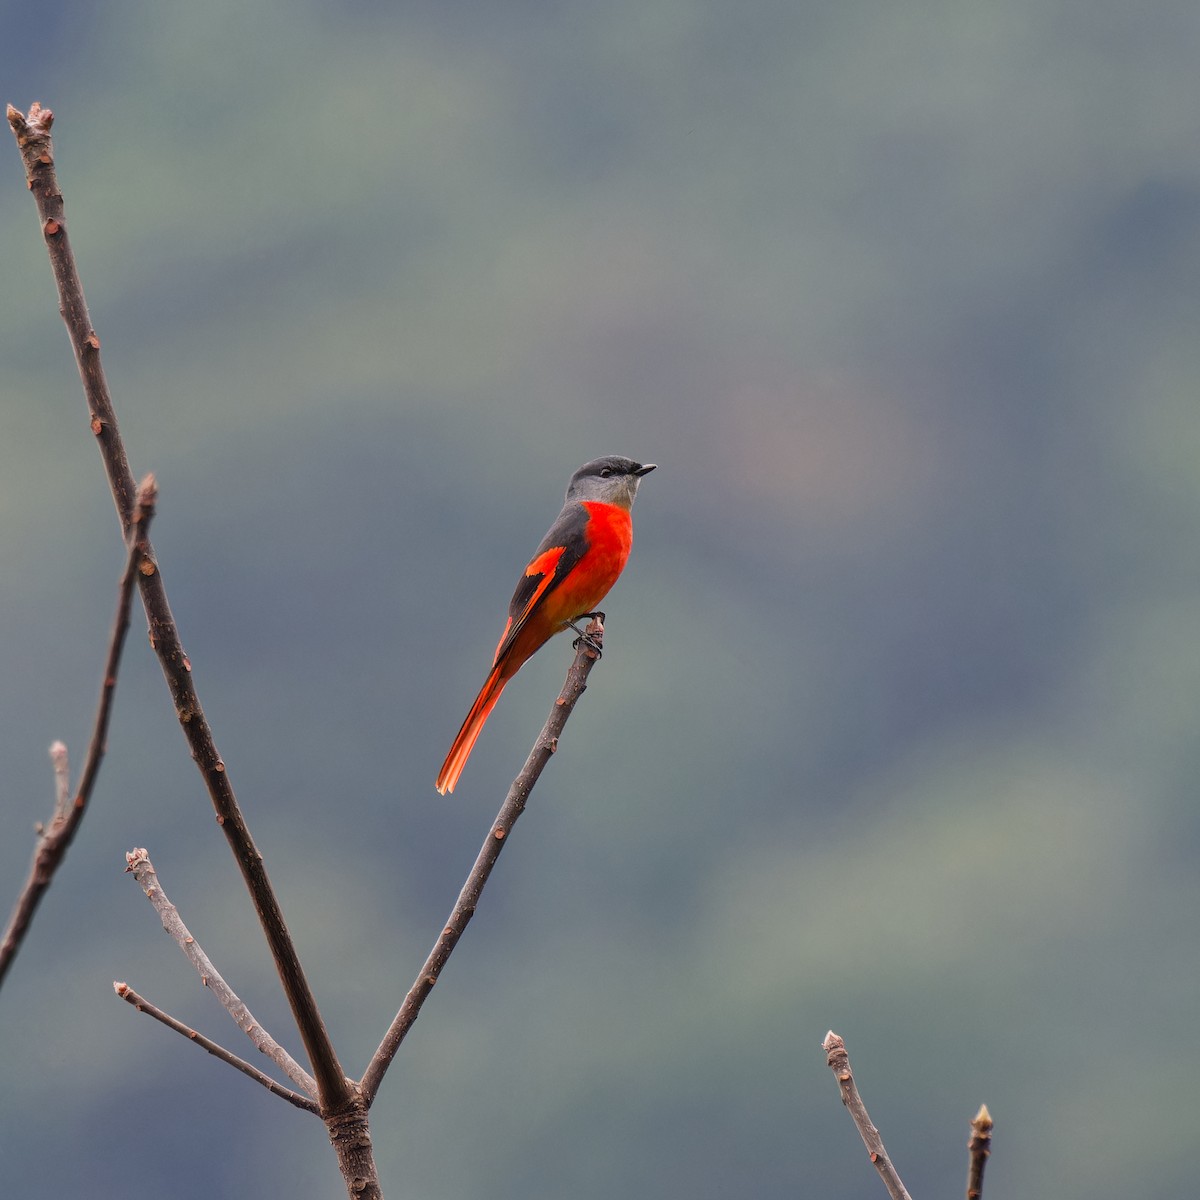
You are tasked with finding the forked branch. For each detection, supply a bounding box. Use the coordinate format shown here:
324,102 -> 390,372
123,848 -> 317,1096
10,100 -> 619,1200
7,101 -> 349,1113
360,621 -> 605,1103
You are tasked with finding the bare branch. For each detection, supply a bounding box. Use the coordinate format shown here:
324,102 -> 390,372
360,620 -> 605,1105
7,103 -> 349,1113
822,1030 -> 914,1200
0,476 -> 156,990
966,1103 -> 993,1200
113,982 -> 319,1114
123,848 -> 317,1097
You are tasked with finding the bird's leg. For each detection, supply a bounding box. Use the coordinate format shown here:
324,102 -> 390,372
569,612 -> 605,656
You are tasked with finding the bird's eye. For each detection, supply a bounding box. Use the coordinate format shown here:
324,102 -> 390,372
599,467 -> 613,478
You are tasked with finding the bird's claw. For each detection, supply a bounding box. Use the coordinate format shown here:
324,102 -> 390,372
569,613 -> 605,657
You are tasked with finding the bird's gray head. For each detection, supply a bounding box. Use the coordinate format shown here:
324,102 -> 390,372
565,456 -> 657,509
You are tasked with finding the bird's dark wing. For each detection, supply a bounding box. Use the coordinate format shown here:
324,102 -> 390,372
492,501 -> 590,664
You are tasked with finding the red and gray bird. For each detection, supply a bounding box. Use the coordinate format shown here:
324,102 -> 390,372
436,455 -> 656,794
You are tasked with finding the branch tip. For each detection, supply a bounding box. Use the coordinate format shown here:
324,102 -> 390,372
822,1029 -> 913,1200
135,473 -> 158,511
0,484 -> 152,990
7,101 -> 53,142
967,1101 -> 994,1199
113,982 -> 319,1114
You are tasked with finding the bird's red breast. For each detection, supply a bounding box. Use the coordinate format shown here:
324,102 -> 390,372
518,501 -> 631,642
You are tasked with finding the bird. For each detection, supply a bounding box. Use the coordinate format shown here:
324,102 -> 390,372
436,455 -> 656,794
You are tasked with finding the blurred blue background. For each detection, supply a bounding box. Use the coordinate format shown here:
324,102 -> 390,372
3,2 -> 1200,1196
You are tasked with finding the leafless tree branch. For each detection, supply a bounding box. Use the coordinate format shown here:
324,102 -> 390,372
361,622 -> 605,1104
123,847 -> 317,1097
822,1030 -> 914,1200
9,100 -> 620,1200
0,474 -> 156,990
7,101 -> 350,1116
113,982 -> 319,1113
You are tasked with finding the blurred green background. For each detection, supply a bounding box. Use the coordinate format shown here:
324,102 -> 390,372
3,1 -> 1199,1196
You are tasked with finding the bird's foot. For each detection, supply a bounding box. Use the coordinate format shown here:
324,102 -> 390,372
569,613 -> 605,657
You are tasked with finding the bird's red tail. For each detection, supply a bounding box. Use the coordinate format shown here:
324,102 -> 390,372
435,665 -> 508,794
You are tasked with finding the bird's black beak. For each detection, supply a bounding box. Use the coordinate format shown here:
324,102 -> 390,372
634,463 -> 657,476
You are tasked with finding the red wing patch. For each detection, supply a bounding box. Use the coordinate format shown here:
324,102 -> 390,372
493,545 -> 566,660
524,544 -> 567,583
492,503 -> 591,665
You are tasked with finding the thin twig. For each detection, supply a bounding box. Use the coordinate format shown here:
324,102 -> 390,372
822,1031 -> 914,1200
359,621 -> 606,1105
113,982 -> 319,1113
123,848 -> 317,1097
0,475 -> 156,991
966,1103 -> 993,1200
7,103 -> 349,1113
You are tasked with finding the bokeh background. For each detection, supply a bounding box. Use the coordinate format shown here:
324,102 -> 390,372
3,2 -> 1200,1196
